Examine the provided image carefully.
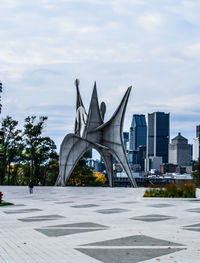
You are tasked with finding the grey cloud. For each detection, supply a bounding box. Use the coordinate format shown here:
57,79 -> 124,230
1,0 -> 200,147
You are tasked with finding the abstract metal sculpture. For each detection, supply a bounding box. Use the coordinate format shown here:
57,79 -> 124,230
56,80 -> 137,187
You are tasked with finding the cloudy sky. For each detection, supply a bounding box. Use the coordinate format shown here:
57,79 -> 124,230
1,0 -> 200,149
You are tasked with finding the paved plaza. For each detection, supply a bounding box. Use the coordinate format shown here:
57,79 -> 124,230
0,186 -> 200,263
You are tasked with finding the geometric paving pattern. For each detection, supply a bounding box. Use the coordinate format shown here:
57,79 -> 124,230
183,223 -> 200,232
186,208 -> 200,213
147,204 -> 174,208
18,214 -> 65,222
4,208 -> 42,214
96,208 -> 130,214
130,214 -> 176,222
77,235 -> 184,263
1,186 -> 199,263
35,222 -> 108,237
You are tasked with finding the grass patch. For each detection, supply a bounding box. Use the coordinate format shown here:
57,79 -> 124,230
144,182 -> 196,198
0,202 -> 14,206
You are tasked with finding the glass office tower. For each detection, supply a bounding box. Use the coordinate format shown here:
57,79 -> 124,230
147,112 -> 170,163
130,114 -> 147,151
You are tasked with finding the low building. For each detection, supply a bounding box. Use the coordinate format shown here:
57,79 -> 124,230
160,163 -> 178,174
145,156 -> 163,171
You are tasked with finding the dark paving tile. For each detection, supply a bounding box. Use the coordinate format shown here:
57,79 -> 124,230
71,204 -> 99,208
184,223 -> 200,228
54,201 -> 74,204
18,214 -> 65,222
96,208 -> 130,214
35,228 -> 105,237
2,204 -> 26,208
48,222 -> 107,228
183,223 -> 200,233
77,248 -> 183,263
100,199 -> 113,201
183,228 -> 200,232
4,209 -> 42,214
186,208 -> 200,213
121,201 -> 139,204
130,214 -> 176,222
147,204 -> 174,208
81,235 -> 183,247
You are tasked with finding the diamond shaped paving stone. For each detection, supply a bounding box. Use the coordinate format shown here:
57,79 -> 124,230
48,222 -> 107,228
100,199 -> 113,201
121,201 -> 139,204
147,204 -> 174,208
81,235 -> 183,247
78,235 -> 184,263
130,214 -> 176,222
35,221 -> 108,237
183,223 -> 200,232
54,201 -> 74,204
96,208 -> 130,214
71,204 -> 99,208
77,248 -> 183,263
18,214 -> 65,222
183,228 -> 200,232
35,228 -> 105,237
4,209 -> 42,214
186,208 -> 200,213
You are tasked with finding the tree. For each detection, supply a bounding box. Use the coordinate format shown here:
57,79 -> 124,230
23,116 -> 57,184
0,116 -> 23,184
67,151 -> 107,186
67,152 -> 94,186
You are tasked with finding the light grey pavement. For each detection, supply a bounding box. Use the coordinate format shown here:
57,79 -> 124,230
0,186 -> 200,263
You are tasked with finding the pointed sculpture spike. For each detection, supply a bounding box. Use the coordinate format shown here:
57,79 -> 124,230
86,81 -> 103,133
100,102 -> 106,120
74,79 -> 87,136
75,78 -> 85,110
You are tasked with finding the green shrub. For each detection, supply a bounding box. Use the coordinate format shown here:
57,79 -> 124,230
0,202 -> 14,206
144,182 -> 196,198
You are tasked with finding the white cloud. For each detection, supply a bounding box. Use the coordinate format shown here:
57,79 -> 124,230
0,0 -> 20,8
182,43 -> 200,58
137,13 -> 164,32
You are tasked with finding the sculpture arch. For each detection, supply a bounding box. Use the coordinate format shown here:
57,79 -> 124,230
56,80 -> 137,187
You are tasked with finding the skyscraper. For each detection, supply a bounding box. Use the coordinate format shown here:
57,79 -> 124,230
129,114 -> 147,151
147,112 -> 170,164
129,115 -> 147,172
123,132 -> 129,150
197,125 -> 200,138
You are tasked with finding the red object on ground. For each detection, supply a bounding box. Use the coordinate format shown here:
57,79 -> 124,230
0,192 -> 3,203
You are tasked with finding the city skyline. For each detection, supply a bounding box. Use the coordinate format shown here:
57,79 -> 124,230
0,0 -> 200,148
